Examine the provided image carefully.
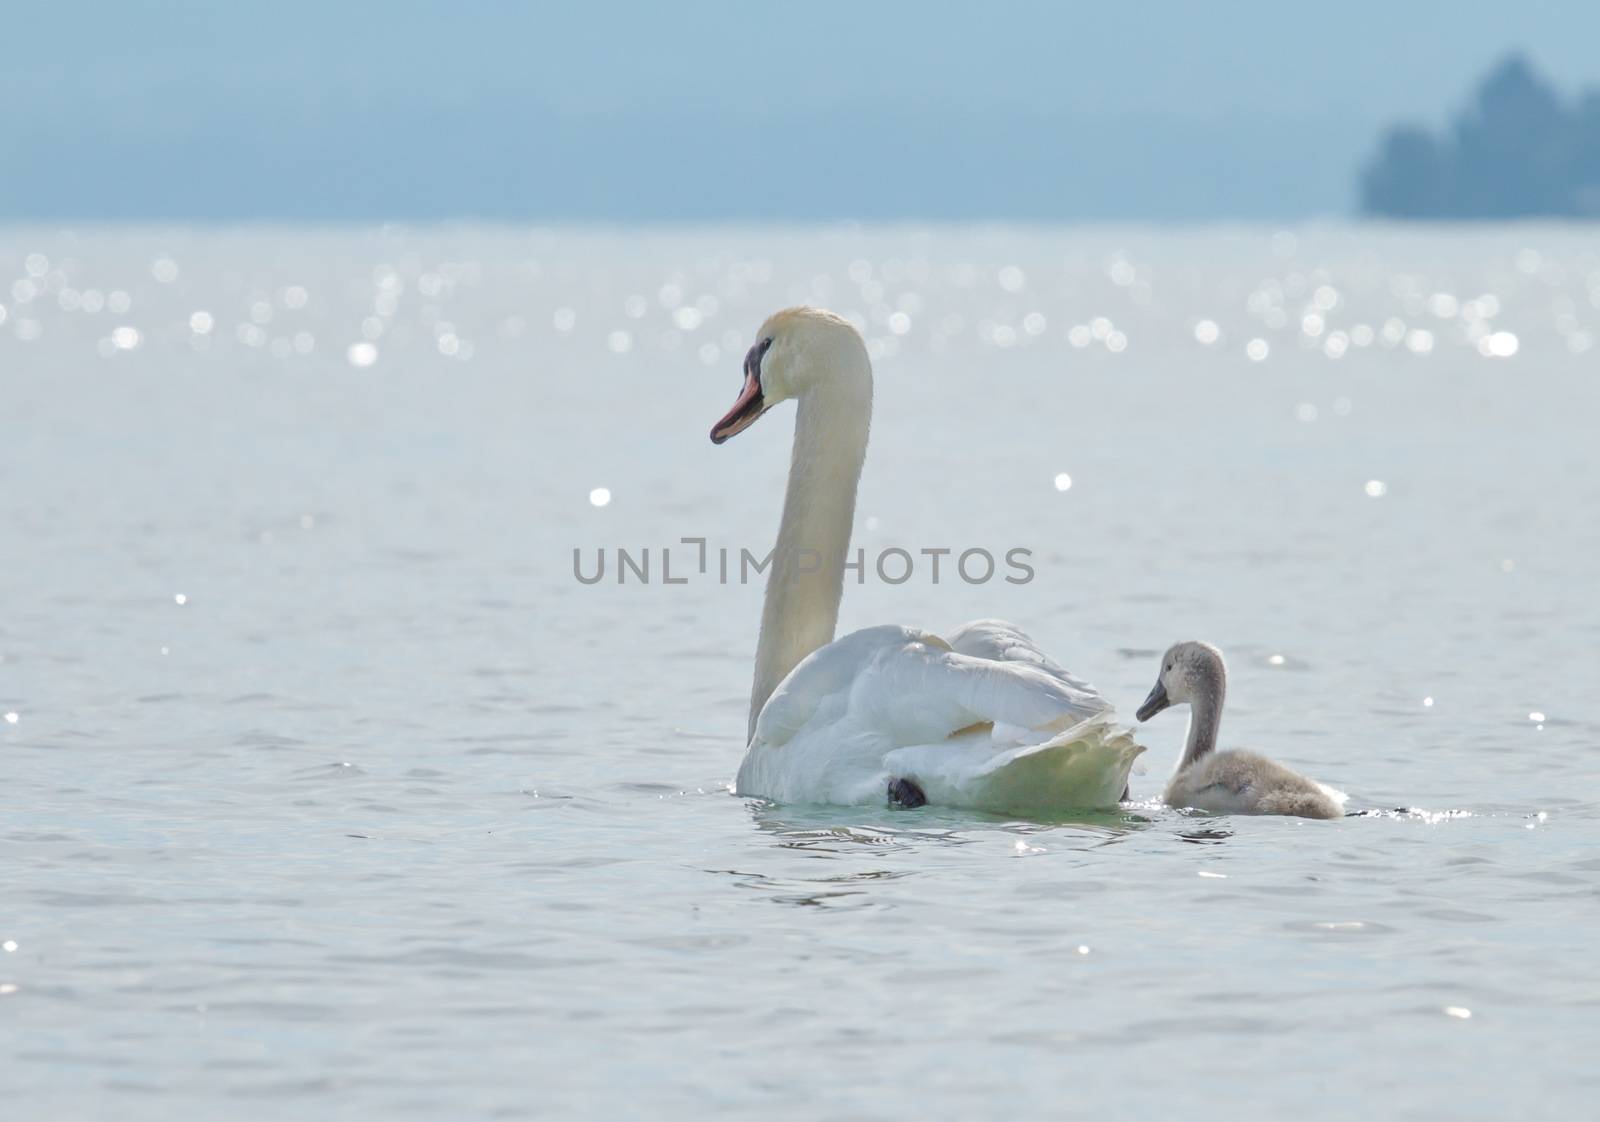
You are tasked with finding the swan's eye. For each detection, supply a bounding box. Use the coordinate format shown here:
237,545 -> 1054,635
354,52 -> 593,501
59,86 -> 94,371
745,336 -> 773,385
1165,663 -> 1172,673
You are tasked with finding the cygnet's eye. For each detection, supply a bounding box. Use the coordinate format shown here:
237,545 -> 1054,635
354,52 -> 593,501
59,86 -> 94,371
1165,663 -> 1173,673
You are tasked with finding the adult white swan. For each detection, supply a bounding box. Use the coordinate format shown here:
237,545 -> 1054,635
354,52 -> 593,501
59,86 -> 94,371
710,306 -> 1143,815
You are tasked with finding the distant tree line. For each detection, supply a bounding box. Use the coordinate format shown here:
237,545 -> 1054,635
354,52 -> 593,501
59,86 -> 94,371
1362,54 -> 1600,218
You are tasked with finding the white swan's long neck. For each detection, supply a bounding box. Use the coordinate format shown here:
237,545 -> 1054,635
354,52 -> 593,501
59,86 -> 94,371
747,360 -> 872,742
1181,668 -> 1226,769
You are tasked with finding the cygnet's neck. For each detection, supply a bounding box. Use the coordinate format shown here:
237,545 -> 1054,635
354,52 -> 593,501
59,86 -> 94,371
747,355 -> 872,742
1180,662 -> 1227,769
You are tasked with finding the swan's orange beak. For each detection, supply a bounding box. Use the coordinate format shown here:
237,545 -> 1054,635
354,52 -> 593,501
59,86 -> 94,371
710,369 -> 765,444
710,338 -> 772,444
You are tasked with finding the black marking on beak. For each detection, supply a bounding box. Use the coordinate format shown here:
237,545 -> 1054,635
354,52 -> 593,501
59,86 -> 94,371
710,337 -> 772,444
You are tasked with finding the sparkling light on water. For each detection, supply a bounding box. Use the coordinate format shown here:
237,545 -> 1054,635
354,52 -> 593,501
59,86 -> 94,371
0,230 -> 1594,1120
1480,331 -> 1519,357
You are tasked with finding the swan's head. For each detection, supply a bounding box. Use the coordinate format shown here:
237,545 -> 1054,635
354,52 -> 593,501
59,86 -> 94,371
710,306 -> 870,444
1137,641 -> 1226,721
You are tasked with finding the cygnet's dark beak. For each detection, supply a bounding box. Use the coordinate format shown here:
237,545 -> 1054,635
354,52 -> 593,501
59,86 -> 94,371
1136,679 -> 1171,722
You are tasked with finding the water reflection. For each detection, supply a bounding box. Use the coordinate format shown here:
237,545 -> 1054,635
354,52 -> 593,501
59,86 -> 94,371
745,798 -> 1143,845
5,226 -> 1597,1119
1176,825 -> 1235,845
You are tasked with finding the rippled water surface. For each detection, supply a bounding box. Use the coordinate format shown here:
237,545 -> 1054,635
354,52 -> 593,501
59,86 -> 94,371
4,226 -> 1599,1119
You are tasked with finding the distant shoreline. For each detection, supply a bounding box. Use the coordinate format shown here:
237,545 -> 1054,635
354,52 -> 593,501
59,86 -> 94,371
1362,54 -> 1600,220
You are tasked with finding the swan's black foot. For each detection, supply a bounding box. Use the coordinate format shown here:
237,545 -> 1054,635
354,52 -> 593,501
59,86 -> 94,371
887,777 -> 927,808
1119,784 -> 1130,802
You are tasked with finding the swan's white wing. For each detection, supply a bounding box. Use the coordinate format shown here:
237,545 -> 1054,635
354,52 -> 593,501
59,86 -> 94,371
739,624 -> 1143,811
944,618 -> 1106,704
754,624 -> 1101,748
848,632 -> 1107,744
751,625 -> 927,748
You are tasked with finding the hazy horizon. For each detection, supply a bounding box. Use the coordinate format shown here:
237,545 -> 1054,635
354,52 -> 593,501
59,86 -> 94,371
7,1 -> 1600,222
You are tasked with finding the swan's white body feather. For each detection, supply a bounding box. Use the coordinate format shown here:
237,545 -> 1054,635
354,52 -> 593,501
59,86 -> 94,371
736,621 -> 1144,814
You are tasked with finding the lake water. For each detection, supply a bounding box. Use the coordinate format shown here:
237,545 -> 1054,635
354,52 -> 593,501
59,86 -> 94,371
3,225 -> 1598,1119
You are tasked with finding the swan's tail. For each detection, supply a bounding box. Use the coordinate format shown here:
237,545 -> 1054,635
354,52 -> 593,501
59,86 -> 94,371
887,713 -> 1145,817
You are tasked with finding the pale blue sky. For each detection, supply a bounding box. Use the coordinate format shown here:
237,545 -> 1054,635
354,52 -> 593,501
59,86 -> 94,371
4,0 -> 1598,220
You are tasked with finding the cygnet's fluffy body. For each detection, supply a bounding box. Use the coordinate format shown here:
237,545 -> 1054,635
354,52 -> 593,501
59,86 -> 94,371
1137,641 -> 1344,820
1162,748 -> 1344,819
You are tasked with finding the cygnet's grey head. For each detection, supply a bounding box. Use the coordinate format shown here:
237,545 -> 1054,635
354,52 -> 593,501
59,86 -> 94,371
1137,641 -> 1226,722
